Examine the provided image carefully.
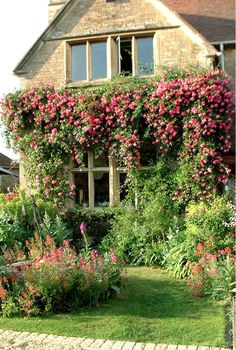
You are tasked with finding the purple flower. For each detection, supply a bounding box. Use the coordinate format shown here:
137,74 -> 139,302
80,222 -> 86,234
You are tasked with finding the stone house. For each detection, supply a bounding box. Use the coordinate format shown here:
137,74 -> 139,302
13,0 -> 235,207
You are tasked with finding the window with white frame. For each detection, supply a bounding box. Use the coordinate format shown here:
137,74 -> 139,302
71,145 -> 157,208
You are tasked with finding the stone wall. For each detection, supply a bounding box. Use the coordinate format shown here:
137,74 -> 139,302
19,0 -> 215,88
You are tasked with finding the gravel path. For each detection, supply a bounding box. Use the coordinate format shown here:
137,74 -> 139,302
0,329 -> 231,350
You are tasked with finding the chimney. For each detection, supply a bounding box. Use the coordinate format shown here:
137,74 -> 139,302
48,0 -> 68,22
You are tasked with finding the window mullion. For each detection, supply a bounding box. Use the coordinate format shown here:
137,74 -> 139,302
109,158 -> 119,207
132,36 -> 137,76
87,41 -> 91,81
88,151 -> 94,208
117,36 -> 121,74
153,32 -> 158,74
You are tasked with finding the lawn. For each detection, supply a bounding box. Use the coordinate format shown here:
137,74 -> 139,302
0,267 -> 226,347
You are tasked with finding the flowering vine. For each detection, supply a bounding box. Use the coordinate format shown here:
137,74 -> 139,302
0,70 -> 234,204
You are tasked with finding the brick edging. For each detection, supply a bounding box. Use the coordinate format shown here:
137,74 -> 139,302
0,329 -> 231,350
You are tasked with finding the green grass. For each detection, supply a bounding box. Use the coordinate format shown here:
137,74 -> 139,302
0,267 -> 226,346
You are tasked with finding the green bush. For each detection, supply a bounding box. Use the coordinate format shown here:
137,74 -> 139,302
164,195 -> 235,279
0,190 -> 57,225
0,190 -> 70,262
63,207 -> 121,249
0,212 -> 31,252
101,163 -> 182,265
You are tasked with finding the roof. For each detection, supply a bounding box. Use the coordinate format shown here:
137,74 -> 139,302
14,0 -> 217,75
0,167 -> 19,177
14,0 -> 74,74
0,153 -> 19,170
163,0 -> 235,42
0,153 -> 12,167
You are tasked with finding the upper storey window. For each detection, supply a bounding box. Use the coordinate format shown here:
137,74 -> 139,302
71,41 -> 107,82
136,37 -> 154,76
72,44 -> 87,81
91,42 -> 107,80
69,34 -> 154,83
117,36 -> 154,77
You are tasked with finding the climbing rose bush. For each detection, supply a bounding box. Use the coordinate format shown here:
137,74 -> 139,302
0,70 -> 234,204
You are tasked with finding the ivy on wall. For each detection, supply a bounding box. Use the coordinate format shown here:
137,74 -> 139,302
0,70 -> 234,205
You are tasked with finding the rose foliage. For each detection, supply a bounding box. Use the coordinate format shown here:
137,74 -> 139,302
0,70 -> 234,204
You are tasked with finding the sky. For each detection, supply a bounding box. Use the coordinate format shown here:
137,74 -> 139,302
0,0 -> 49,160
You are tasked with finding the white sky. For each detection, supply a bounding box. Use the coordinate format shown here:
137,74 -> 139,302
0,0 -> 49,160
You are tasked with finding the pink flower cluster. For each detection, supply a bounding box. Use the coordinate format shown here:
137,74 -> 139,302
188,241 -> 236,298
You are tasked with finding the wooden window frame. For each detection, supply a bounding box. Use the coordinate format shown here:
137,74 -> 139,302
68,39 -> 109,83
66,32 -> 157,83
71,151 -> 112,208
111,33 -> 155,77
71,150 -> 156,208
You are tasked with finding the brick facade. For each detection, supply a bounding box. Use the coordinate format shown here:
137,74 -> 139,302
17,0 -> 216,88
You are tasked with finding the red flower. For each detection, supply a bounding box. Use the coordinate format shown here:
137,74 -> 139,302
10,276 -> 16,282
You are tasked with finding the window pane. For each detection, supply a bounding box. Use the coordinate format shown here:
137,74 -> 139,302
72,44 -> 87,81
119,173 -> 129,202
137,38 -> 153,76
94,172 -> 109,207
94,153 -> 109,167
91,42 -> 107,80
74,173 -> 89,207
140,145 -> 157,166
120,39 -> 132,75
73,153 -> 88,168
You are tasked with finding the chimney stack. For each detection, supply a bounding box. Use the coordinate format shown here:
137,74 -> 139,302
48,0 -> 68,22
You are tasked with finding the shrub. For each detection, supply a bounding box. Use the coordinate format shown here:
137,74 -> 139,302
0,235 -> 123,317
63,207 -> 121,249
0,189 -> 57,225
0,212 -> 31,252
163,195 -> 235,279
0,190 -> 72,261
101,160 -> 184,266
1,71 -> 233,205
187,246 -> 236,302
186,201 -> 236,303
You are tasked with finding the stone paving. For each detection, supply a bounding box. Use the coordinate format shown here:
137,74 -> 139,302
0,329 -> 231,350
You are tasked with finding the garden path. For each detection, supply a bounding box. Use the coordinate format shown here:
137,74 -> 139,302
0,329 -> 231,350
